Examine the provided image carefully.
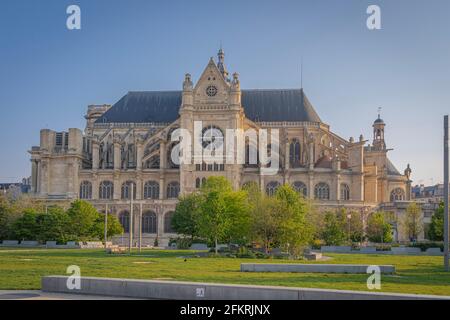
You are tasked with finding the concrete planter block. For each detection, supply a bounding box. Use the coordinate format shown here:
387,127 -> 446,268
360,247 -> 377,253
426,248 -> 442,254
20,241 -> 39,246
321,246 -> 352,253
190,243 -> 208,250
240,263 -> 395,274
41,276 -> 448,300
46,241 -> 58,247
391,247 -> 421,255
1,240 -> 19,246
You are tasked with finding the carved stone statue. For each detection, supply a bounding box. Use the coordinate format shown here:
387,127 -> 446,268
404,164 -> 412,180
183,73 -> 193,91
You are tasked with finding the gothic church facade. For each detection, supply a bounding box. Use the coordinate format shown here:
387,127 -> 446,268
29,50 -> 415,245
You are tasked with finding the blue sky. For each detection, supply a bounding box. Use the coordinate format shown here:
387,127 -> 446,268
0,0 -> 449,185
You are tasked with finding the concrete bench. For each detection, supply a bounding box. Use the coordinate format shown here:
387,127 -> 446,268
304,252 -> 322,261
241,263 -> 395,274
321,246 -> 352,253
41,276 -> 447,300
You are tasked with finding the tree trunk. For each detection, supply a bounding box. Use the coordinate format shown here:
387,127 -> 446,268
215,237 -> 218,255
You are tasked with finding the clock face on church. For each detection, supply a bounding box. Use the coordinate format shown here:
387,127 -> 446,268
206,85 -> 218,97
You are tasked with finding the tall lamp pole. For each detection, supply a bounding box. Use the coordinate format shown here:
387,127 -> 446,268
129,183 -> 134,254
444,115 -> 449,271
104,203 -> 108,252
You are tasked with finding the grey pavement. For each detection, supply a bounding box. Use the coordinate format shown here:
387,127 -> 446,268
0,290 -> 139,300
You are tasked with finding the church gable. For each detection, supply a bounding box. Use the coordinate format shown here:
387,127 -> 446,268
193,58 -> 230,105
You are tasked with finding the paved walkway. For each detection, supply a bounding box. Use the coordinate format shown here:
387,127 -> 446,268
0,290 -> 138,300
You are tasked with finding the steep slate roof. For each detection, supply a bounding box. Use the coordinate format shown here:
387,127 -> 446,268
386,158 -> 402,176
95,89 -> 322,124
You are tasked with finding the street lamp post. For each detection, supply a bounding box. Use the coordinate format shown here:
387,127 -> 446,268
444,115 -> 449,271
104,203 -> 108,252
347,213 -> 352,243
129,183 -> 134,254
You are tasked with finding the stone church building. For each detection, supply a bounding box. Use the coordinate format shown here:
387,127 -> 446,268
29,49 -> 417,245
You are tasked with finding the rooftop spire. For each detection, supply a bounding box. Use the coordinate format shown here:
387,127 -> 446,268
217,47 -> 229,81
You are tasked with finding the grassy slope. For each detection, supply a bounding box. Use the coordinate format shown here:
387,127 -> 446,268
0,248 -> 449,296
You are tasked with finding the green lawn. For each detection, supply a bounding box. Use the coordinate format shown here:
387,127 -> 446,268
0,248 -> 449,296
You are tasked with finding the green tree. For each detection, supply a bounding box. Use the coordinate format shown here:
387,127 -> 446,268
36,206 -> 71,243
321,211 -> 347,246
172,193 -> 202,240
250,194 -> 280,254
347,211 -> 364,243
196,176 -> 251,253
274,184 -> 314,258
0,195 -> 12,240
367,212 -> 393,243
66,200 -> 101,240
429,202 -> 444,241
403,202 -> 423,241
11,210 -> 39,241
92,214 -> 124,241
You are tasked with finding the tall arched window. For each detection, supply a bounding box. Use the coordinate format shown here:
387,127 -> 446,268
143,181 -> 159,199
292,181 -> 307,197
142,211 -> 157,234
341,183 -> 350,201
121,181 -> 137,200
195,178 -> 201,189
167,182 -> 180,198
126,144 -> 136,169
390,188 -> 405,202
314,183 -> 330,200
290,139 -> 301,168
119,211 -> 130,233
79,181 -> 92,199
164,211 -> 175,233
99,181 -> 113,200
340,183 -> 350,201
266,181 -> 280,196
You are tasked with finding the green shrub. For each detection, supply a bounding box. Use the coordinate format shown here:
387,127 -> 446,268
410,242 -> 444,252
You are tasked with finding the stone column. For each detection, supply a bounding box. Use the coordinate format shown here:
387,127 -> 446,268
114,141 -> 121,171
92,174 -> 99,200
31,160 -> 37,193
136,140 -> 144,171
308,171 -> 314,200
40,160 -> 48,196
309,143 -> 314,170
113,175 -> 121,200
160,141 -> 167,169
285,140 -> 290,170
157,207 -> 164,238
135,175 -> 142,200
92,140 -> 99,170
336,174 -> 341,201
159,176 -> 165,200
